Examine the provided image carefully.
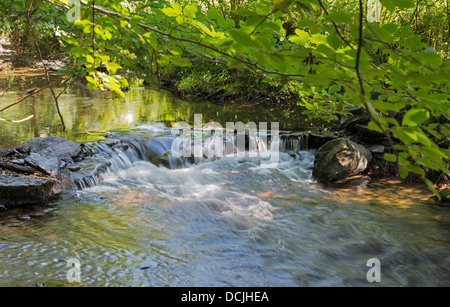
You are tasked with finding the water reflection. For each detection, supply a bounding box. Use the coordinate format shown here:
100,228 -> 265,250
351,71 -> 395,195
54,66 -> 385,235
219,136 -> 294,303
0,86 -> 309,149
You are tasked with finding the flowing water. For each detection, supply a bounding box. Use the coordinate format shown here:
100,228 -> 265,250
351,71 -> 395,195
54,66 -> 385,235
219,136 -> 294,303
0,86 -> 449,287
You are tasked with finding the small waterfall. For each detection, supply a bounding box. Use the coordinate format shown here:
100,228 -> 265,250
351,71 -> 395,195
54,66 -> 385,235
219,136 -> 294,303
279,133 -> 309,153
72,127 -> 312,190
72,141 -> 140,189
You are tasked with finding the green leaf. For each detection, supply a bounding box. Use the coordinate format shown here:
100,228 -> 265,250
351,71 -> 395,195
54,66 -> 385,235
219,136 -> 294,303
183,4 -> 197,18
256,5 -> 272,16
216,14 -> 226,28
69,46 -> 82,57
394,0 -> 415,9
142,32 -> 158,50
326,11 -> 352,24
289,29 -> 309,45
419,51 -> 441,67
296,1 -> 314,19
224,19 -> 235,29
129,15 -> 143,27
381,0 -> 414,11
424,178 -> 440,200
402,109 -> 430,127
398,35 -> 425,51
61,35 -> 79,46
228,29 -> 254,48
176,15 -> 184,24
106,62 -> 121,74
85,54 -> 95,64
408,164 -> 426,176
170,2 -> 183,14
328,84 -> 340,94
167,55 -> 191,67
86,75 -> 97,85
310,33 -> 327,45
74,19 -> 91,30
368,121 -> 383,133
327,34 -> 341,50
162,7 -> 179,17
207,8 -> 218,19
86,83 -> 98,91
384,153 -> 397,162
235,8 -> 255,17
372,100 -> 406,112
392,127 -> 432,146
273,0 -> 294,12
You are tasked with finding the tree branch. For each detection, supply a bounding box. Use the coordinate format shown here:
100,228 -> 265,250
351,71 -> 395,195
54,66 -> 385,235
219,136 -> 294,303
43,0 -> 307,79
317,0 -> 354,49
25,6 -> 66,131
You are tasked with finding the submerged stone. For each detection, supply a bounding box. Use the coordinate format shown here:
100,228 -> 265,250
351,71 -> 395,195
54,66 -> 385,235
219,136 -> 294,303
313,138 -> 372,183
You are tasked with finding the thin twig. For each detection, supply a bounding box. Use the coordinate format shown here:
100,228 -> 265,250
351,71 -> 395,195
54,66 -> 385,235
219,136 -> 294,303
92,0 -> 96,67
44,0 -> 307,79
0,31 -> 84,114
355,0 -> 398,160
25,6 -> 66,131
317,0 -> 354,49
249,10 -> 275,36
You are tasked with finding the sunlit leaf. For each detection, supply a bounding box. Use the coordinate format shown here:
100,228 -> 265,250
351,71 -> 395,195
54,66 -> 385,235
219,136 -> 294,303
402,108 -> 430,127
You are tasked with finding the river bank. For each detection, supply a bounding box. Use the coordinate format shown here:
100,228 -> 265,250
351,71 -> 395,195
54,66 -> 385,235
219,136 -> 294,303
1,35 -> 449,209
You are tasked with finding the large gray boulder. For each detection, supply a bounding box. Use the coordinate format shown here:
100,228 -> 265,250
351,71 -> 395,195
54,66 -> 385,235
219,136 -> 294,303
313,138 -> 372,183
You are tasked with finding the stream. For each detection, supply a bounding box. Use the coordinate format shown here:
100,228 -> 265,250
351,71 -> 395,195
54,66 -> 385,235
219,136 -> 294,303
0,86 -> 449,287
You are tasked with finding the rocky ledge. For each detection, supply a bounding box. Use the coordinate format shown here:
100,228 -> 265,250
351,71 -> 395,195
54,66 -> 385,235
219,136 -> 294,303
0,175 -> 56,207
0,136 -> 86,209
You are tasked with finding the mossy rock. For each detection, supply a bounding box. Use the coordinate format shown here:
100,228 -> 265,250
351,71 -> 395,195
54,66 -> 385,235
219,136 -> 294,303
313,138 -> 372,183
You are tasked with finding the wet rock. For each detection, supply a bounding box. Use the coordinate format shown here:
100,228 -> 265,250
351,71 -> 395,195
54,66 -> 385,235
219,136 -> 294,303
0,174 -> 55,207
22,136 -> 81,164
68,165 -> 81,172
367,145 -> 385,154
340,106 -> 369,130
313,138 -> 372,183
18,215 -> 31,221
439,188 -> 450,202
307,134 -> 337,150
428,188 -> 450,206
0,161 -> 42,175
147,137 -> 177,168
25,153 -> 62,177
0,148 -> 14,157
11,159 -> 25,165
